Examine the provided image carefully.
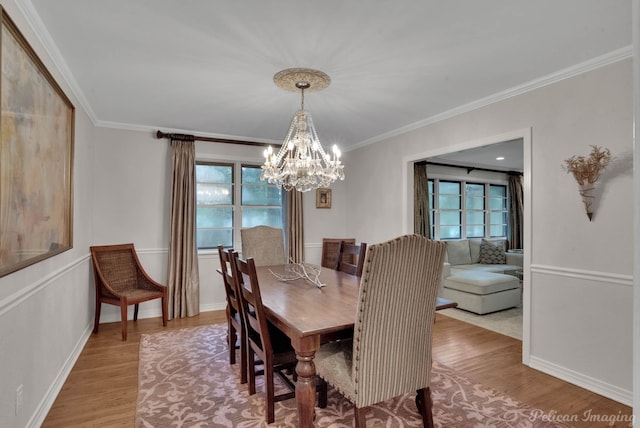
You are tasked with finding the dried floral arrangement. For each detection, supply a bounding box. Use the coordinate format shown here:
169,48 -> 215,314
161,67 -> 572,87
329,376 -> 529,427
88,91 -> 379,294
562,145 -> 612,221
269,261 -> 325,288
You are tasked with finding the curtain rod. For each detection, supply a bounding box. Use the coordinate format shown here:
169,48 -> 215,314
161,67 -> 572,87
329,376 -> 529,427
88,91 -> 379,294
423,161 -> 522,176
156,130 -> 278,148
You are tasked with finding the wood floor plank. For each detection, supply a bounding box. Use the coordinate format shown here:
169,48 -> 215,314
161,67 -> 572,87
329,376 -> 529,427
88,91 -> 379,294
42,311 -> 631,427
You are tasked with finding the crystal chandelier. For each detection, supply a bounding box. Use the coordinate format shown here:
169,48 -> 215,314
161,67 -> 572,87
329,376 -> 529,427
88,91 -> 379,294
260,68 -> 345,192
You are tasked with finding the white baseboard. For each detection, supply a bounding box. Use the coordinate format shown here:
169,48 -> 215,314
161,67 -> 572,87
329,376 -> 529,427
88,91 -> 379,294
528,356 -> 632,406
29,323 -> 93,428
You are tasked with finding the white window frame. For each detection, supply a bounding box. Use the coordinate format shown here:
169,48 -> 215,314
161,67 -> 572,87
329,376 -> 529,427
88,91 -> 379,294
195,160 -> 283,251
428,176 -> 508,241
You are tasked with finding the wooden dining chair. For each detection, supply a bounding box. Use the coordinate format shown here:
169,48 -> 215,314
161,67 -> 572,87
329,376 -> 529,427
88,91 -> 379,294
240,225 -> 286,266
217,246 -> 247,384
321,238 -> 355,269
90,243 -> 168,341
315,235 -> 446,428
230,253 -> 297,424
336,241 -> 367,277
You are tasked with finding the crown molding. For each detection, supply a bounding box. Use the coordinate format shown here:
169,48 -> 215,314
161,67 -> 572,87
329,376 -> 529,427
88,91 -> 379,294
96,120 -> 281,146
13,0 -> 632,150
14,0 -> 99,125
347,46 -> 633,152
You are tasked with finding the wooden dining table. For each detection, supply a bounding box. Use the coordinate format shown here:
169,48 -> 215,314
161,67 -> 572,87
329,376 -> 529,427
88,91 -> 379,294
254,264 -> 456,428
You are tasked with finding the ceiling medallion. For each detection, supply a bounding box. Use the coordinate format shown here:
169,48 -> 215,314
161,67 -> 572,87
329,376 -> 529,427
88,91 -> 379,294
273,68 -> 331,92
260,68 -> 344,192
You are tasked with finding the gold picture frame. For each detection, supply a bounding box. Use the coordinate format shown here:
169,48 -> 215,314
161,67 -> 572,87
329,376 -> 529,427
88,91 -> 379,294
316,188 -> 331,208
0,7 -> 75,277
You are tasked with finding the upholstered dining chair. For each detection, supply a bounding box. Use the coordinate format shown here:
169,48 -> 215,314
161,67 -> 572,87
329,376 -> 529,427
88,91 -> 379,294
240,225 -> 286,266
315,235 -> 446,428
230,253 -> 297,424
217,246 -> 247,384
336,241 -> 367,277
321,238 -> 355,269
90,243 -> 168,341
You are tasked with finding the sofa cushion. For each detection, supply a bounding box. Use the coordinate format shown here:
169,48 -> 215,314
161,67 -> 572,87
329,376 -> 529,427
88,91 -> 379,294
450,264 -> 521,276
444,271 -> 519,295
446,240 -> 471,265
478,239 -> 506,264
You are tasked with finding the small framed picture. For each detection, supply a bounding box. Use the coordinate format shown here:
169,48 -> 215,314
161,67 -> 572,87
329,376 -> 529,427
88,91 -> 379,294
316,188 -> 332,208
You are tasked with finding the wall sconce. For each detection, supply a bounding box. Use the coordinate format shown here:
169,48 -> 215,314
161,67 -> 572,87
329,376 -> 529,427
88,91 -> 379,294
562,145 -> 612,221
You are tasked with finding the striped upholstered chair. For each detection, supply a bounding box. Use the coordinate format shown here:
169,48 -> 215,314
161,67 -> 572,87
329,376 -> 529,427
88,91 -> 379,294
315,235 -> 446,428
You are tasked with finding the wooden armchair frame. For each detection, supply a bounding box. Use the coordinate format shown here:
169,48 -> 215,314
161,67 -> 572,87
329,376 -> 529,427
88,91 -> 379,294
90,243 -> 167,341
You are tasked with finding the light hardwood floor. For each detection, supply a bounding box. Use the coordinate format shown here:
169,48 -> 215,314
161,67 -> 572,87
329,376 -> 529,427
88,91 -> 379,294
42,311 -> 631,427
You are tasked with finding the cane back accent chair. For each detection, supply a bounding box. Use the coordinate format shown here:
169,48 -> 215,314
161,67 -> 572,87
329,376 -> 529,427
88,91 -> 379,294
321,238 -> 355,269
230,253 -> 297,424
315,235 -> 446,428
240,226 -> 286,267
217,246 -> 247,384
336,241 -> 367,277
90,243 -> 168,341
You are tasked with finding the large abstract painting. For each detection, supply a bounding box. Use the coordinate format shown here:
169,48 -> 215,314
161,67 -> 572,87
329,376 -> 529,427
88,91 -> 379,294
0,8 -> 75,277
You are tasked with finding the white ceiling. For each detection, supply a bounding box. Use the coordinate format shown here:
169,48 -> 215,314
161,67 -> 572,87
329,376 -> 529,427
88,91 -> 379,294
24,0 -> 632,152
428,139 -> 524,172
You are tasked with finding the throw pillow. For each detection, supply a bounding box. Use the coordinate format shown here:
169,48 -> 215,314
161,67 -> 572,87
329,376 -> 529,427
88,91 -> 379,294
478,239 -> 506,264
446,240 -> 471,265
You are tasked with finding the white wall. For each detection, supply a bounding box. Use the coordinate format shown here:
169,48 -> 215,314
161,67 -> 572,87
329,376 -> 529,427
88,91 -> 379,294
0,2 -> 96,426
344,59 -> 634,405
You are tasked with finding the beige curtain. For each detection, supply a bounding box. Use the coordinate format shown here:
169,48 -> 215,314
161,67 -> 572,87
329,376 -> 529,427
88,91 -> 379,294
167,138 -> 200,319
286,190 -> 304,263
508,173 -> 524,250
414,162 -> 431,238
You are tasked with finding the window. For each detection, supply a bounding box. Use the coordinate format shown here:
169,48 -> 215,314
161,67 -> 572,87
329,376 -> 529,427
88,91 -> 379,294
428,178 -> 507,240
438,181 -> 461,239
196,162 -> 283,249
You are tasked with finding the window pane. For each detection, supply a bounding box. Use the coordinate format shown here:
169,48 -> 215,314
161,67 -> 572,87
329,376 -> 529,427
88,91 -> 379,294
440,226 -> 461,239
440,211 -> 461,225
489,197 -> 506,210
196,164 -> 232,183
490,185 -> 506,197
466,197 -> 484,210
439,195 -> 460,209
490,225 -> 506,237
197,207 -> 232,228
241,166 -> 264,184
490,211 -> 507,225
196,229 -> 232,249
242,207 -> 282,228
242,185 -> 282,206
467,225 -> 485,238
466,211 -> 484,224
197,183 -> 233,205
466,183 -> 484,196
439,181 -> 460,194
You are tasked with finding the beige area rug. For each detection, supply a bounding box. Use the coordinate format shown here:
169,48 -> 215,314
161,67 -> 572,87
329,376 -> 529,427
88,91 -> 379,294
439,306 -> 523,340
136,324 -> 569,428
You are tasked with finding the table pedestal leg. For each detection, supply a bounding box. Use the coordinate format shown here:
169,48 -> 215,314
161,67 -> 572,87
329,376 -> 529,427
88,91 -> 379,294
292,335 -> 319,428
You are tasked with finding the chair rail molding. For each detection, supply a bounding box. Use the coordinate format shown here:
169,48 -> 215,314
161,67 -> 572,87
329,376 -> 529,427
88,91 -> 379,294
0,253 -> 90,317
530,264 -> 633,287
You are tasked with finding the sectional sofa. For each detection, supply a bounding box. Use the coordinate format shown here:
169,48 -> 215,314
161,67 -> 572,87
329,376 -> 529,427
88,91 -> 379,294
440,238 -> 523,314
